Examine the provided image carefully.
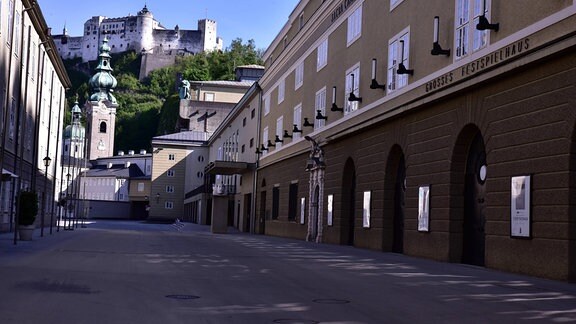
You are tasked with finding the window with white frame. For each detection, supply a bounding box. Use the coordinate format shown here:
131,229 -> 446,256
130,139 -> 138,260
276,116 -> 283,149
295,62 -> 304,90
165,201 -> 174,209
166,185 -> 174,193
7,0 -> 14,45
387,29 -> 410,93
137,182 -> 144,192
390,0 -> 405,11
262,126 -> 269,152
347,5 -> 362,46
299,13 -> 304,30
277,79 -> 285,104
204,92 -> 215,101
263,95 -> 270,116
317,38 -> 328,71
168,154 -> 175,161
14,10 -> 20,55
315,87 -> 326,129
345,66 -> 360,114
455,0 -> 489,59
293,104 -> 302,140
167,170 -> 175,177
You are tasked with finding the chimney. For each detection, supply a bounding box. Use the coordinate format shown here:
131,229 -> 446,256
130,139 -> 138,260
140,149 -> 147,155
118,150 -> 124,156
128,150 -> 135,156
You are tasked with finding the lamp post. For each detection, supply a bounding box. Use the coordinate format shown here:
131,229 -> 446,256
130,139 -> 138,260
41,156 -> 51,237
65,172 -> 71,230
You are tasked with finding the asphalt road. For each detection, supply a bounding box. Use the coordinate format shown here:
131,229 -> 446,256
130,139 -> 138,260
0,220 -> 575,324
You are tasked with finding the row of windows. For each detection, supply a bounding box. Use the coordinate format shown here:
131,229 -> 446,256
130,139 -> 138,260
270,182 -> 300,222
263,0 -> 492,152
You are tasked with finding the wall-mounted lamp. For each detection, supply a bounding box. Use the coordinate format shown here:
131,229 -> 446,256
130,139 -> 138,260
316,110 -> 327,120
330,86 -> 344,111
267,140 -> 276,148
155,193 -> 160,203
397,40 -> 414,75
303,118 -> 314,127
260,144 -> 269,152
370,59 -> 386,90
292,124 -> 303,133
431,16 -> 451,56
275,135 -> 284,143
348,74 -> 363,102
283,130 -> 293,139
476,0 -> 499,31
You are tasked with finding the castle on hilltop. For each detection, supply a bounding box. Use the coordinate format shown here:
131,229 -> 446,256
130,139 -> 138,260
53,5 -> 223,63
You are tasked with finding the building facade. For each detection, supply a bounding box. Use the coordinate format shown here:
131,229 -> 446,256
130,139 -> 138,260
52,5 -> 223,63
250,0 -> 576,281
0,0 -> 71,232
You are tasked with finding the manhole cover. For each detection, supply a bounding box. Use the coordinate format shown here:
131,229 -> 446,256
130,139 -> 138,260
273,320 -> 319,324
165,294 -> 200,300
312,299 -> 350,304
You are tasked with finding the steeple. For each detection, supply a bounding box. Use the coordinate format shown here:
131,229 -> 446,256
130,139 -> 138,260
89,37 -> 118,104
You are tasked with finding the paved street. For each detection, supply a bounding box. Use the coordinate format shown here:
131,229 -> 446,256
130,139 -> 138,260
0,221 -> 575,324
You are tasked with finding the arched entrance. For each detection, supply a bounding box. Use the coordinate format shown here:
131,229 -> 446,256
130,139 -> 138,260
341,158 -> 356,246
383,145 -> 406,253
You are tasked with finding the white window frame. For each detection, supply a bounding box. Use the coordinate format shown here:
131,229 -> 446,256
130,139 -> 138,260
315,87 -> 326,129
344,65 -> 360,115
137,182 -> 144,192
295,62 -> 304,90
276,116 -> 283,149
167,170 -> 175,177
387,28 -> 410,94
277,79 -> 285,104
293,104 -> 302,140
317,38 -> 328,71
263,95 -> 270,116
347,5 -> 362,46
262,126 -> 269,153
390,0 -> 405,11
168,154 -> 175,161
455,0 -> 490,60
165,201 -> 174,209
166,185 -> 174,193
204,92 -> 215,101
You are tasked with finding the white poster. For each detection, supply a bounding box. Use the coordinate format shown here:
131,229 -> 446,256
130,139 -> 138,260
363,191 -> 371,228
511,175 -> 530,238
300,197 -> 306,225
418,186 -> 430,232
327,194 -> 333,226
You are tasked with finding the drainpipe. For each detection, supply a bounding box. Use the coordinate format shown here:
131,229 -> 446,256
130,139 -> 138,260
250,83 -> 262,234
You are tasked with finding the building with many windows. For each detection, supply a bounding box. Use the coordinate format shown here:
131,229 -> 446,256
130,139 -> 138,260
0,0 -> 71,232
238,0 -> 576,281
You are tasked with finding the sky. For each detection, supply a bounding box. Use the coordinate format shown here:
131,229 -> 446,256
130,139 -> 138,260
38,0 -> 300,50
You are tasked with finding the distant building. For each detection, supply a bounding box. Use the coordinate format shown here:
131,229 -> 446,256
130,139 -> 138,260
52,5 -> 223,63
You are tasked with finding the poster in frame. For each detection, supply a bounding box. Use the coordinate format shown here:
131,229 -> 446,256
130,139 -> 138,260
327,194 -> 333,226
511,175 -> 531,238
418,185 -> 430,232
300,197 -> 306,225
363,191 -> 371,228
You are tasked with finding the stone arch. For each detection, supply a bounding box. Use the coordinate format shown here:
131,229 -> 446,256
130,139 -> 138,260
340,157 -> 357,246
99,121 -> 107,133
448,124 -> 485,263
382,144 -> 406,253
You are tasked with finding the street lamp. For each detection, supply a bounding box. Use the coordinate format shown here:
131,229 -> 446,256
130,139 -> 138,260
41,156 -> 51,237
65,173 -> 72,230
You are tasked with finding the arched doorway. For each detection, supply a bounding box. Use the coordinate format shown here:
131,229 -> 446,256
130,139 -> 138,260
462,132 -> 487,266
383,145 -> 406,253
341,158 -> 356,246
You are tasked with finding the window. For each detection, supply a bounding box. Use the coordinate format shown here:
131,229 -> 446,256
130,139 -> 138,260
288,183 -> 298,221
293,104 -> 302,140
263,95 -> 270,116
168,154 -> 175,161
251,108 -> 255,119
166,185 -> 174,193
99,121 -> 107,133
272,186 -> 280,220
317,38 -> 328,71
276,117 -> 283,149
167,170 -> 175,177
299,13 -> 304,30
262,127 -> 269,153
13,10 -> 20,54
295,62 -> 304,90
241,144 -> 245,153
9,98 -> 15,140
455,0 -> 489,59
314,88 -> 326,129
277,79 -> 285,104
390,0 -> 405,11
7,0 -> 13,45
242,117 -> 246,127
204,92 -> 215,101
345,66 -> 360,114
165,201 -> 174,209
347,5 -> 362,46
137,183 -> 144,192
250,138 -> 254,148
387,29 -> 410,93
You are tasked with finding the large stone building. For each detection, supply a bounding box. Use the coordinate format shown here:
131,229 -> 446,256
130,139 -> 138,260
52,5 -> 223,63
195,0 -> 576,282
0,0 -> 71,233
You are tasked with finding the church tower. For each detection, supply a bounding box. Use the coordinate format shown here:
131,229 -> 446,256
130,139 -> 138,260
85,37 -> 118,160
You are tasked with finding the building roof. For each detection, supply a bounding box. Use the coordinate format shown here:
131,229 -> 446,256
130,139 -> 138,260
189,80 -> 255,88
152,131 -> 208,143
83,164 -> 144,178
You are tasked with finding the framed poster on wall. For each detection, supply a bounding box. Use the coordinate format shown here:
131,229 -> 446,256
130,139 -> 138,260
418,185 -> 430,232
327,194 -> 333,226
511,175 -> 531,238
363,191 -> 371,228
300,197 -> 306,225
